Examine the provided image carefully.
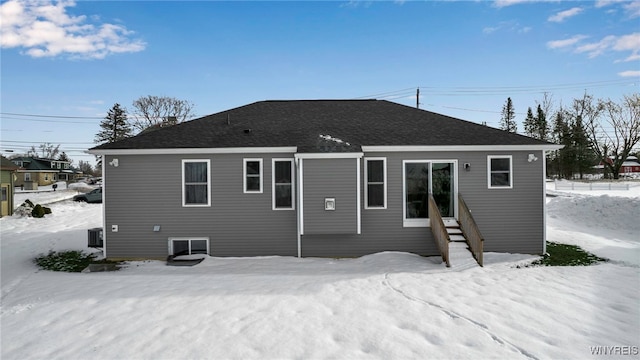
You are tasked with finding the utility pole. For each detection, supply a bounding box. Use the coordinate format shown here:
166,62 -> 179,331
416,88 -> 420,109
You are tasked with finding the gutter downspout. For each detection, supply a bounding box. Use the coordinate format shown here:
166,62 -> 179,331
295,157 -> 301,258
101,155 -> 107,259
542,150 -> 547,255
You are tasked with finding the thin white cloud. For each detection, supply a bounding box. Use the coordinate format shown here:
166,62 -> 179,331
549,32 -> 640,63
613,32 -> 640,52
616,52 -> 640,62
595,0 -> 626,8
575,35 -> 617,58
493,0 -> 558,8
482,20 -> 531,35
618,70 -> 640,77
548,7 -> 584,23
546,35 -> 588,49
624,1 -> 640,18
0,0 -> 145,59
596,0 -> 640,18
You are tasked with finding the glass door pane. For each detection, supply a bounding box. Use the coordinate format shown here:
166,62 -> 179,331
432,162 -> 454,217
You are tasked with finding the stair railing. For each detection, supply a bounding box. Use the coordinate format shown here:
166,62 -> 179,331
428,193 -> 450,267
458,193 -> 484,266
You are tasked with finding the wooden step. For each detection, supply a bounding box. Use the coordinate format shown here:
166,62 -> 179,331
446,227 -> 463,235
449,234 -> 467,242
443,219 -> 459,227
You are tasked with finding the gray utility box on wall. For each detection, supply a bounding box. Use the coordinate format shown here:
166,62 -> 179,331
88,228 -> 104,248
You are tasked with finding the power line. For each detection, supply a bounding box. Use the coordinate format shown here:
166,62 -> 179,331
0,112 -> 103,119
356,79 -> 636,99
1,140 -> 95,145
0,116 -> 99,124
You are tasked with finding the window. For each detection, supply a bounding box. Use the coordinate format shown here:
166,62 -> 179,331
243,158 -> 263,193
273,159 -> 294,210
404,161 -> 430,224
182,160 -> 211,206
402,160 -> 456,227
365,158 -> 386,209
169,238 -> 209,256
488,155 -> 513,189
45,174 -> 49,181
24,173 -> 31,181
1,187 -> 7,202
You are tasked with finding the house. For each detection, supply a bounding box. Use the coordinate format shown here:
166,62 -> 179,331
595,155 -> 640,175
89,100 -> 561,264
11,157 -> 81,188
1,156 -> 19,217
620,156 -> 640,174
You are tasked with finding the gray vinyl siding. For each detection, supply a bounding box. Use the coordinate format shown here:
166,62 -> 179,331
301,154 -> 437,257
457,150 -> 545,254
301,158 -> 358,234
103,149 -> 545,259
302,151 -> 544,257
103,153 -> 297,259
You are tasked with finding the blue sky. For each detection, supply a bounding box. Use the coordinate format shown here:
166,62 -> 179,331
1,0 -> 639,164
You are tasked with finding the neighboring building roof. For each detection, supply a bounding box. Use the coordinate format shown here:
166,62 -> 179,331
10,156 -> 77,172
91,100 -> 556,152
1,156 -> 19,171
11,157 -> 56,171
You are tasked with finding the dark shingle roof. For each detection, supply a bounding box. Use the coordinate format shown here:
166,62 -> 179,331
1,156 -> 19,170
92,100 -> 553,151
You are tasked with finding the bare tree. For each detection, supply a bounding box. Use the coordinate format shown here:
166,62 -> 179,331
27,143 -> 60,159
129,95 -> 196,132
584,93 -> 640,179
77,160 -> 95,176
536,92 -> 555,124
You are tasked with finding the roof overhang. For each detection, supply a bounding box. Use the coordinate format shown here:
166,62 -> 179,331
88,144 -> 563,156
361,145 -> 563,152
295,152 -> 364,159
15,169 -> 58,173
87,147 -> 298,156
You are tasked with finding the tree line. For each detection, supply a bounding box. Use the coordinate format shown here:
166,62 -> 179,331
95,95 -> 195,145
10,95 -> 195,176
499,93 -> 640,180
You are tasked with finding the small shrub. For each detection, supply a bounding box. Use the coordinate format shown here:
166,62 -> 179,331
31,204 -> 45,218
14,200 -> 52,218
34,250 -> 96,272
529,242 -> 608,267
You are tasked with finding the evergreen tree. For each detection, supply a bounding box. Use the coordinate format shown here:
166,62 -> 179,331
571,115 -> 593,179
95,103 -> 132,145
535,104 -> 549,141
57,152 -> 71,164
500,97 -> 517,133
552,110 -> 574,179
523,107 -> 536,138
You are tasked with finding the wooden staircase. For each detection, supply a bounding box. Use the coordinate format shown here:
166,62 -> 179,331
444,219 -> 466,242
429,194 -> 484,268
443,219 -> 481,270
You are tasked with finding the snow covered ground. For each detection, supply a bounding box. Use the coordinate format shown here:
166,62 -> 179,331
1,181 -> 638,359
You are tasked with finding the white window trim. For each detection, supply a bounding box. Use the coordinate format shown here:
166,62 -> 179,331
181,159 -> 211,207
364,157 -> 387,209
272,158 -> 295,211
24,173 -> 31,181
402,159 -> 458,228
487,155 -> 513,189
168,237 -> 210,256
243,158 -> 263,194
403,160 -> 431,228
